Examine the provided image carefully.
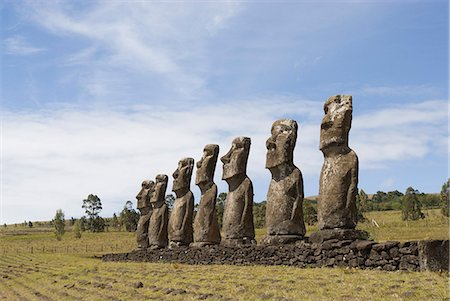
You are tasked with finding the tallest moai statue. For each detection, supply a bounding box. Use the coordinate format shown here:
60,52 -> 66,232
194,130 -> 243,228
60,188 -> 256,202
311,95 -> 367,243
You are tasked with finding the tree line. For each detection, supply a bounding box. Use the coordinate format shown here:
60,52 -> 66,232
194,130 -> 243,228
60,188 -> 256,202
24,179 -> 448,240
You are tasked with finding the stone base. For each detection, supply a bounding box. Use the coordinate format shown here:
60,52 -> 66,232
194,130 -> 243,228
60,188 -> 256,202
190,242 -> 220,248
260,235 -> 303,246
103,239 -> 449,272
168,241 -> 190,249
148,244 -> 166,250
418,240 -> 449,272
221,238 -> 257,247
309,229 -> 369,244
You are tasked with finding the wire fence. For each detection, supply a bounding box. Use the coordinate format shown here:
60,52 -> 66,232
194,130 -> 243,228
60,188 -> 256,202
0,243 -> 134,255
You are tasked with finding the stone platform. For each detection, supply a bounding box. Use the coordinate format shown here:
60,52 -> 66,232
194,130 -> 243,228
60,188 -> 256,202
102,239 -> 448,272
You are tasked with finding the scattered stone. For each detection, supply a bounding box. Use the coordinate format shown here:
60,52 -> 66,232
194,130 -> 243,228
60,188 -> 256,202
134,281 -> 144,288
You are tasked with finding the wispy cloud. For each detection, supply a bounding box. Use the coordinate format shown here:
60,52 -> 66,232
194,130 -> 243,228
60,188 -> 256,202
355,84 -> 441,97
3,35 -> 45,55
2,98 -> 446,224
24,1 -> 243,101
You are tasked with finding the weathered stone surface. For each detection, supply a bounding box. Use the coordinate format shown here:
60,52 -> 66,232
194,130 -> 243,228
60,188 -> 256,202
168,158 -> 195,246
418,240 -> 449,271
372,241 -> 399,252
263,119 -> 305,244
318,95 -> 358,230
192,144 -> 221,246
136,180 -> 154,250
221,137 -> 255,246
148,174 -> 169,249
103,239 -> 429,272
309,229 -> 368,244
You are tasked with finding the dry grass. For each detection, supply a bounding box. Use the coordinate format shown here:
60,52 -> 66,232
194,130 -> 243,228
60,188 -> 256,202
0,253 -> 448,301
0,209 -> 448,300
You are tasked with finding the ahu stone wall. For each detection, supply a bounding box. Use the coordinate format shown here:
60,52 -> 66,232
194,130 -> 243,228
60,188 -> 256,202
103,239 -> 449,272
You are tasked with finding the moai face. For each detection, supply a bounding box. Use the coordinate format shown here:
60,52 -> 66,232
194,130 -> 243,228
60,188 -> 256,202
221,137 -> 251,180
172,158 -> 194,195
195,144 -> 219,186
151,174 -> 168,204
266,119 -> 298,169
320,95 -> 352,151
136,180 -> 154,210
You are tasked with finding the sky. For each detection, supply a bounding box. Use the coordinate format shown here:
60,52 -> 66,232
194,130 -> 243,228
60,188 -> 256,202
0,0 -> 448,224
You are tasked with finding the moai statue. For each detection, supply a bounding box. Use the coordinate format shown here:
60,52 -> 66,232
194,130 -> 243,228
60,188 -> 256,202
192,144 -> 221,247
148,174 -> 169,249
262,119 -> 306,245
310,95 -> 367,243
221,137 -> 256,246
136,180 -> 154,250
168,158 -> 195,247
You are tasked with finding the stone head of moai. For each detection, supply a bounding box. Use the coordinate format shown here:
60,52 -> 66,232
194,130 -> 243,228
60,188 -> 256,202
195,144 -> 219,191
320,95 -> 352,154
221,137 -> 251,182
172,157 -> 194,198
266,119 -> 298,170
136,180 -> 154,210
151,174 -> 168,206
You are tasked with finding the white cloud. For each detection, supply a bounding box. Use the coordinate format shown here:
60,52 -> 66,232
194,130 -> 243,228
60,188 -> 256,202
3,35 -> 45,55
1,98 -> 447,224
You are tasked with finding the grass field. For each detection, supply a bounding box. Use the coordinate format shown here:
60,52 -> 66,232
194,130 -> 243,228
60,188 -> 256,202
0,209 -> 448,300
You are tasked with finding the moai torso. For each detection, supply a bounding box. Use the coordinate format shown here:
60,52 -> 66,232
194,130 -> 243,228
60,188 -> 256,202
221,137 -> 255,244
266,167 -> 304,235
136,180 -> 154,249
265,119 -> 306,238
192,144 -> 221,246
148,174 -> 169,248
168,158 -> 195,246
318,95 -> 359,230
222,177 -> 254,240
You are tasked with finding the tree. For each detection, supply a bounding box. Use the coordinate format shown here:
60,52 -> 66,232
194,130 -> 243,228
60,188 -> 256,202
73,219 -> 82,239
401,187 -> 425,221
70,217 -> 76,226
54,209 -> 65,241
165,194 -> 176,211
441,179 -> 449,217
253,201 -> 266,229
3,223 -> 6,228
303,202 -> 318,225
216,192 -> 227,228
79,216 -> 86,232
356,189 -> 368,222
111,213 -> 120,231
82,194 -> 105,232
28,221 -> 33,228
119,201 -> 139,232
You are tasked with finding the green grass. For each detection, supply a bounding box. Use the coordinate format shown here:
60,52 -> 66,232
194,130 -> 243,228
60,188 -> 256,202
0,209 -> 448,300
357,209 -> 449,242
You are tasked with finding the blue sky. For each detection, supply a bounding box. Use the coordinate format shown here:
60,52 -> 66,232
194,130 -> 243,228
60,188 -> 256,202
1,1 -> 448,224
